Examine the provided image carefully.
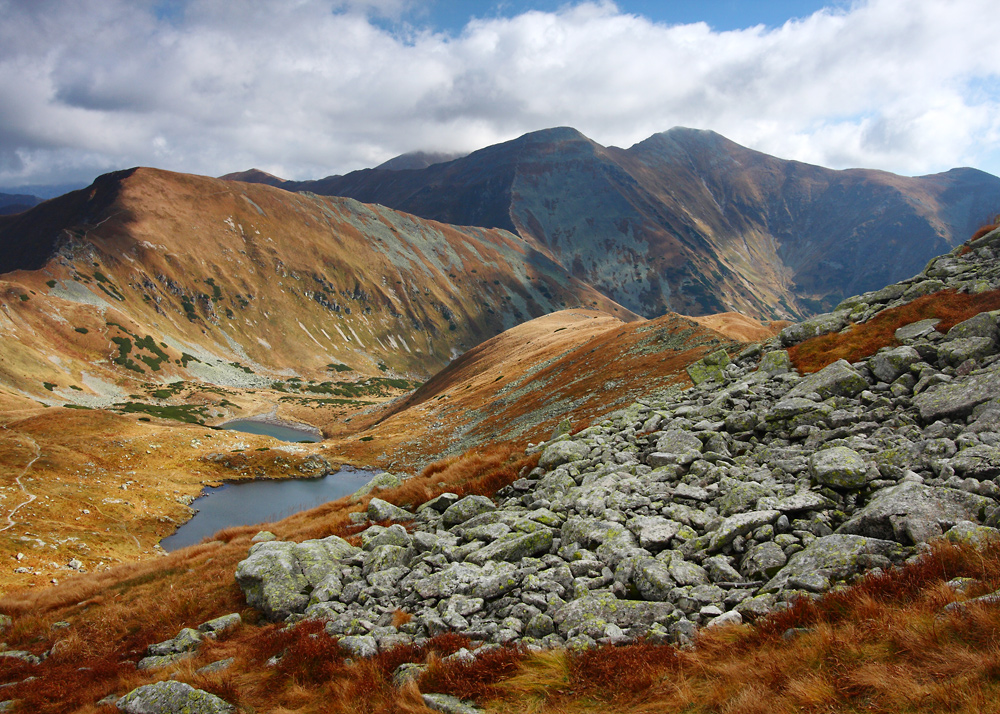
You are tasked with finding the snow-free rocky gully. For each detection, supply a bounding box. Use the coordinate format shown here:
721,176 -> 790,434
119,228 -> 1000,712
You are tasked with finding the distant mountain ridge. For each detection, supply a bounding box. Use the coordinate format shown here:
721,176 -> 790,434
0,192 -> 43,215
242,127 -> 1000,321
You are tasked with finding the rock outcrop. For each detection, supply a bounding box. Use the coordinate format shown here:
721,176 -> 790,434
235,227 -> 1000,653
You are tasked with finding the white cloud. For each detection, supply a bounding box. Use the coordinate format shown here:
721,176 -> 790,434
1,0 -> 998,189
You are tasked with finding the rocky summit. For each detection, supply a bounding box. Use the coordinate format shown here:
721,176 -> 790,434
233,227 -> 1000,658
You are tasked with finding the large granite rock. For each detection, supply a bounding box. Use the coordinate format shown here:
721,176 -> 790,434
116,681 -> 233,714
837,482 -> 993,544
762,535 -> 906,593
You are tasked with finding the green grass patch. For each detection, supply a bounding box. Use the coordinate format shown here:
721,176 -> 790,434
43,382 -> 56,391
74,327 -> 89,334
18,294 -> 28,301
327,363 -> 353,373
45,280 -> 56,288
116,402 -> 209,424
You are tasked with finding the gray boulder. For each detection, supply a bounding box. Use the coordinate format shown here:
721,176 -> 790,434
758,350 -> 792,375
948,445 -> 1000,480
870,346 -> 921,383
538,440 -> 590,470
915,365 -> 1000,421
116,681 -> 233,714
837,482 -> 993,544
809,447 -> 868,489
235,541 -> 309,620
762,534 -> 906,593
235,536 -> 359,620
367,498 -> 413,522
741,542 -> 787,580
786,359 -> 868,400
442,495 -> 496,527
552,592 -> 674,638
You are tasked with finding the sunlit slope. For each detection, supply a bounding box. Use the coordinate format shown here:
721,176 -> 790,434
0,167 -> 632,407
329,308 -> 741,469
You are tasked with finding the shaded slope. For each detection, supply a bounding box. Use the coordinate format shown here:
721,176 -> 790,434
287,127 -> 1000,321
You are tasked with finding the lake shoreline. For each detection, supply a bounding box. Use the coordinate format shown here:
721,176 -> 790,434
219,410 -> 323,442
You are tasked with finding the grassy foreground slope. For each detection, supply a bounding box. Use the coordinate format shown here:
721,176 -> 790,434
0,442 -> 998,714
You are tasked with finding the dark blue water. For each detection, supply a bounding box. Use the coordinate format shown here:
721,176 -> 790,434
160,467 -> 377,551
221,419 -> 321,443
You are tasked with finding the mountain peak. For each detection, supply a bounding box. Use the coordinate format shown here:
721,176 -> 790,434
219,168 -> 288,186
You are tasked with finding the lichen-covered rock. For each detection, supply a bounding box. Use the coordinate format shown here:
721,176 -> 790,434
552,592 -> 674,638
870,345 -> 921,383
442,495 -> 496,527
116,681 -> 233,714
421,693 -> 483,714
779,311 -> 850,347
465,529 -> 554,565
938,337 -> 995,366
741,542 -> 787,580
235,535 -> 359,620
538,440 -> 590,470
762,534 -> 906,593
945,521 -> 1000,546
837,482 -> 992,544
809,446 -> 869,489
915,364 -> 1000,421
367,497 -> 413,522
718,482 -> 775,516
708,510 -> 781,552
235,541 -> 309,620
758,350 -> 792,375
948,445 -> 1000,480
626,516 -> 681,551
786,359 -> 868,400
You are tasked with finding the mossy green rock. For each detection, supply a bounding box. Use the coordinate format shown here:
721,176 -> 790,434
686,359 -> 724,385
552,592 -> 675,638
758,350 -> 792,375
809,446 -> 868,489
762,534 -> 905,593
116,681 -> 233,713
465,529 -> 554,565
787,359 -> 867,400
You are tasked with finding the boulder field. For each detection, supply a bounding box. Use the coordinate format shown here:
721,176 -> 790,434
233,228 -> 1000,659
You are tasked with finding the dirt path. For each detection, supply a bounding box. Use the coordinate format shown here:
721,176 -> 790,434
0,431 -> 40,533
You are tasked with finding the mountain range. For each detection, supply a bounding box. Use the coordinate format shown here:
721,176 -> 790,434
243,127 -> 1000,321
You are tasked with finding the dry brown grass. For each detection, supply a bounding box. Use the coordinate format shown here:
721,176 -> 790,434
789,289 -> 1000,373
0,442 -> 537,713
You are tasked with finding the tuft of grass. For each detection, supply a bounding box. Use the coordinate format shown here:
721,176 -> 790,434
789,289 -> 1000,373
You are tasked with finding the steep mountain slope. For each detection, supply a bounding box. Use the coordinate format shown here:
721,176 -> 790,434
327,307 -> 740,468
279,127 -> 1000,321
0,167 -> 638,589
0,167 -> 631,407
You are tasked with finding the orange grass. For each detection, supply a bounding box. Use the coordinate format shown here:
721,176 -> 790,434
0,443 -> 536,713
789,289 -> 1000,373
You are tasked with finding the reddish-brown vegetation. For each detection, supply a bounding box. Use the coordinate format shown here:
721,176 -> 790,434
958,215 -> 1000,255
789,289 -> 1000,373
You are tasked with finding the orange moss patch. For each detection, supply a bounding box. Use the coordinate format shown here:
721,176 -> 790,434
789,289 -> 1000,373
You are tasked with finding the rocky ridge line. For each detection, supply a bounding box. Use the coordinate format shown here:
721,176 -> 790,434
231,228 -> 1000,661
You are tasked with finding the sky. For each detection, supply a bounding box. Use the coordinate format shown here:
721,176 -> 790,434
2,0 -> 999,194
